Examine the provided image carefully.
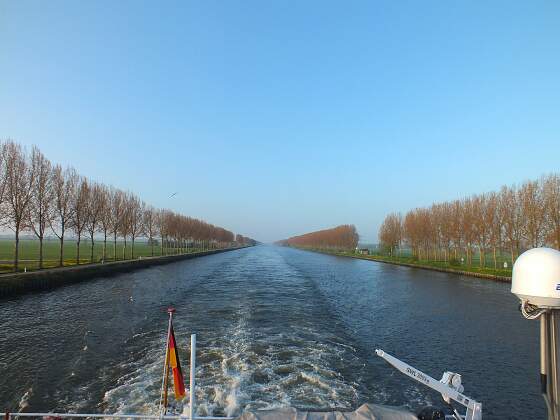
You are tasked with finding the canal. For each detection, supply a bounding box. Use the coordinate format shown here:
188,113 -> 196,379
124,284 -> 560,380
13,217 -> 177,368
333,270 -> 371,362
0,245 -> 542,419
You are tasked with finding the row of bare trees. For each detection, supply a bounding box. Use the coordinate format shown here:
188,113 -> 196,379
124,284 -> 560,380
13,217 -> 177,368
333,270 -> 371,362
279,225 -> 359,251
0,140 -> 243,271
378,174 -> 560,268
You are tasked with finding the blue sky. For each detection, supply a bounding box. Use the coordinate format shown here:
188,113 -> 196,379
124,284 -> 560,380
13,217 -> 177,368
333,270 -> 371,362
1,1 -> 559,242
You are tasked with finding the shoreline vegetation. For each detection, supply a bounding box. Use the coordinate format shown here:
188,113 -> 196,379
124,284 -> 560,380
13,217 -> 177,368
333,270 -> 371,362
276,225 -> 359,249
0,238 -> 238,275
316,248 -> 511,282
0,140 -> 257,274
378,174 -> 560,273
277,225 -> 512,282
0,246 -> 247,298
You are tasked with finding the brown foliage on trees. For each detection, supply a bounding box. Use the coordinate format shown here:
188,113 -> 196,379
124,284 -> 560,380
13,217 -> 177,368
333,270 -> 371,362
0,140 -> 242,270
379,213 -> 402,256
281,225 -> 359,251
379,174 -> 560,266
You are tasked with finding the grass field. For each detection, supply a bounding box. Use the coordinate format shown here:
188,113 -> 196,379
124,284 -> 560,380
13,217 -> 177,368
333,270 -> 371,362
0,238 -> 212,273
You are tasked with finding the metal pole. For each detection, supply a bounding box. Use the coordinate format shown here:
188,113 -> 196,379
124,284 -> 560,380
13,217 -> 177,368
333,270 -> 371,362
7,414 -> 232,420
540,311 -> 555,420
160,309 -> 174,415
190,334 -> 196,420
551,311 -> 559,420
542,314 -> 553,420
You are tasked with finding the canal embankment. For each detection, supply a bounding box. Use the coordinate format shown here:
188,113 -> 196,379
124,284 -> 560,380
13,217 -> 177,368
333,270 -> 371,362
294,248 -> 512,282
0,247 -> 247,298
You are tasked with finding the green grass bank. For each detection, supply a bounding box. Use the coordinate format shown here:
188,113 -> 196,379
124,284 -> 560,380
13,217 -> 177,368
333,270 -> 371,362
295,248 -> 512,282
0,238 -> 220,273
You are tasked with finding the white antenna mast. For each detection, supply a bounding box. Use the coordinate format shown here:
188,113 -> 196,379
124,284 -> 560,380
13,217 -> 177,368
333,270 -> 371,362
512,247 -> 560,420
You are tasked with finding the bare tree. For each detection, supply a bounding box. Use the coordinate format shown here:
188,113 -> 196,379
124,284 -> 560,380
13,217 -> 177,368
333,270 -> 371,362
283,225 -> 359,251
157,209 -> 170,256
108,188 -> 124,261
119,194 -> 132,260
27,146 -> 54,269
142,205 -> 157,256
437,202 -> 454,262
97,185 -> 111,262
379,213 -> 402,256
1,140 -> 239,269
0,142 -> 7,212
126,194 -> 143,259
544,174 -> 560,249
3,142 -> 35,271
380,173 -> 560,268
486,192 -> 502,268
85,183 -> 106,263
50,166 -> 77,267
70,177 -> 90,264
449,200 -> 464,260
461,198 -> 476,266
520,179 -> 547,248
500,185 -> 524,265
472,194 -> 493,267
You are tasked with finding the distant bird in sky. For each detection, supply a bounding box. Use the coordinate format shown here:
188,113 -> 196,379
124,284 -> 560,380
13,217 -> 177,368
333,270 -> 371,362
170,192 -> 177,198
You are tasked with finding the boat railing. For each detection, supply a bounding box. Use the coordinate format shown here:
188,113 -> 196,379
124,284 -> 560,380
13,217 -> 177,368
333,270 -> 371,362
4,413 -> 233,420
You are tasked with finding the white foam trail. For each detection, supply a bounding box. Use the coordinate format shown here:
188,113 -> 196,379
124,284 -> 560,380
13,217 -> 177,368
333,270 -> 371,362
99,250 -> 366,416
18,387 -> 33,410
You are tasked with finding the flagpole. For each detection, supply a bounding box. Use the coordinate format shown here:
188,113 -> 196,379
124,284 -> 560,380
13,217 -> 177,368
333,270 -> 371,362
189,334 -> 196,420
159,307 -> 174,415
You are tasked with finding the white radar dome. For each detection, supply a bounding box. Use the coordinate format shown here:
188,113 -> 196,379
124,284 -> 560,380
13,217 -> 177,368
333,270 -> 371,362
512,247 -> 560,308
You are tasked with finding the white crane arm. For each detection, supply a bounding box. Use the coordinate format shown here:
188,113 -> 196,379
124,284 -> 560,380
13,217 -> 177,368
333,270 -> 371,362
375,349 -> 482,420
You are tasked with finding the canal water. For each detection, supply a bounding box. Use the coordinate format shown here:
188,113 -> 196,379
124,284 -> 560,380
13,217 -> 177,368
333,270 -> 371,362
0,245 -> 542,419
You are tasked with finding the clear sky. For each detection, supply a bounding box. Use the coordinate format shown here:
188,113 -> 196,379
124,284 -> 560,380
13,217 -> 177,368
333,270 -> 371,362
1,1 -> 559,243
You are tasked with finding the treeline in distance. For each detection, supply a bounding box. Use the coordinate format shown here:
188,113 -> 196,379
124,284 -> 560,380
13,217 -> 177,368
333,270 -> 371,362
0,140 -> 256,271
278,225 -> 359,251
379,174 -> 560,267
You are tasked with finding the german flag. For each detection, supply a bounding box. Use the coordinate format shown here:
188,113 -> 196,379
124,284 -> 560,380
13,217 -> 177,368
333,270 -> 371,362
167,324 -> 186,400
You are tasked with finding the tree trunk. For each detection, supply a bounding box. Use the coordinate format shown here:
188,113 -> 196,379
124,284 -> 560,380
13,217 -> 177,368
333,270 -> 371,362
123,238 -> 127,260
511,245 -> 515,266
59,235 -> 64,267
493,247 -> 497,269
90,233 -> 95,263
114,234 -> 118,261
14,228 -> 20,272
39,237 -> 44,269
151,239 -> 154,257
76,236 -> 81,265
131,237 -> 135,259
103,233 -> 107,262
